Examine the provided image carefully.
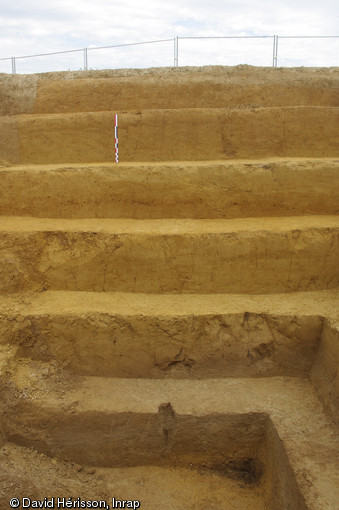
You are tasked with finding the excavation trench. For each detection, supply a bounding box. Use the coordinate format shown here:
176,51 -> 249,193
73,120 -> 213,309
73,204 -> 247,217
0,67 -> 338,510
0,391 -> 307,510
0,315 -> 337,510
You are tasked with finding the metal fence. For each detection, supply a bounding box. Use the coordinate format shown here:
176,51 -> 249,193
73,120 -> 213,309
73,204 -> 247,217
0,35 -> 338,74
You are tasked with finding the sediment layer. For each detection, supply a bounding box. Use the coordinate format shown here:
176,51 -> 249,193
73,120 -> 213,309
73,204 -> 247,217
1,216 -> 338,294
0,107 -> 338,164
1,159 -> 338,218
1,289 -> 338,378
1,66 -> 339,116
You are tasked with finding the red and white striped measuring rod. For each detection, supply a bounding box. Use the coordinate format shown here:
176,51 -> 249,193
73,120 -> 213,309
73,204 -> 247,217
114,113 -> 119,163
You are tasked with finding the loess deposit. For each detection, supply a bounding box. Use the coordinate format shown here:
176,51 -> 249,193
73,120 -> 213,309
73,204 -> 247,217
0,65 -> 339,510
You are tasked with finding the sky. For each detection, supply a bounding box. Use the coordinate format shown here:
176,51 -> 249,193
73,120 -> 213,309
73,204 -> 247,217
0,0 -> 338,71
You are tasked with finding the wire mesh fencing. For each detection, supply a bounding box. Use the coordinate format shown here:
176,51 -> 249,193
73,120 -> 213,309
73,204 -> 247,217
177,36 -> 275,67
0,35 -> 338,74
9,49 -> 85,74
88,39 -> 175,70
277,36 -> 339,67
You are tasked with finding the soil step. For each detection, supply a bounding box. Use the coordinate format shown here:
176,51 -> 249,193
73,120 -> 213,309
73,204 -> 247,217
1,67 -> 338,116
33,72 -> 339,113
1,289 -> 338,378
0,443 -> 268,510
0,66 -> 338,510
1,158 -> 338,219
1,107 -> 338,165
1,360 -> 338,510
1,216 -> 338,294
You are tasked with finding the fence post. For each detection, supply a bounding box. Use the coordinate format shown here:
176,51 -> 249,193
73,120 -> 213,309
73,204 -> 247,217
84,47 -> 88,70
11,57 -> 16,74
273,35 -> 278,67
174,36 -> 178,67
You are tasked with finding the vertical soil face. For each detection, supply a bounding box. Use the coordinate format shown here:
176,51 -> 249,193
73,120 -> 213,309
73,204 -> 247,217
0,66 -> 339,165
311,320 -> 339,424
0,107 -> 338,165
1,66 -> 339,115
0,160 -> 338,219
0,66 -> 338,510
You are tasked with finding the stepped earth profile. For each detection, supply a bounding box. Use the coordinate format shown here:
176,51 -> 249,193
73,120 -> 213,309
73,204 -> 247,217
0,65 -> 338,509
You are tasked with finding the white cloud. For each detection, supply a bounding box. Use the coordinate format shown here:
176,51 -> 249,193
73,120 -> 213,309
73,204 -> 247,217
0,0 -> 338,71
